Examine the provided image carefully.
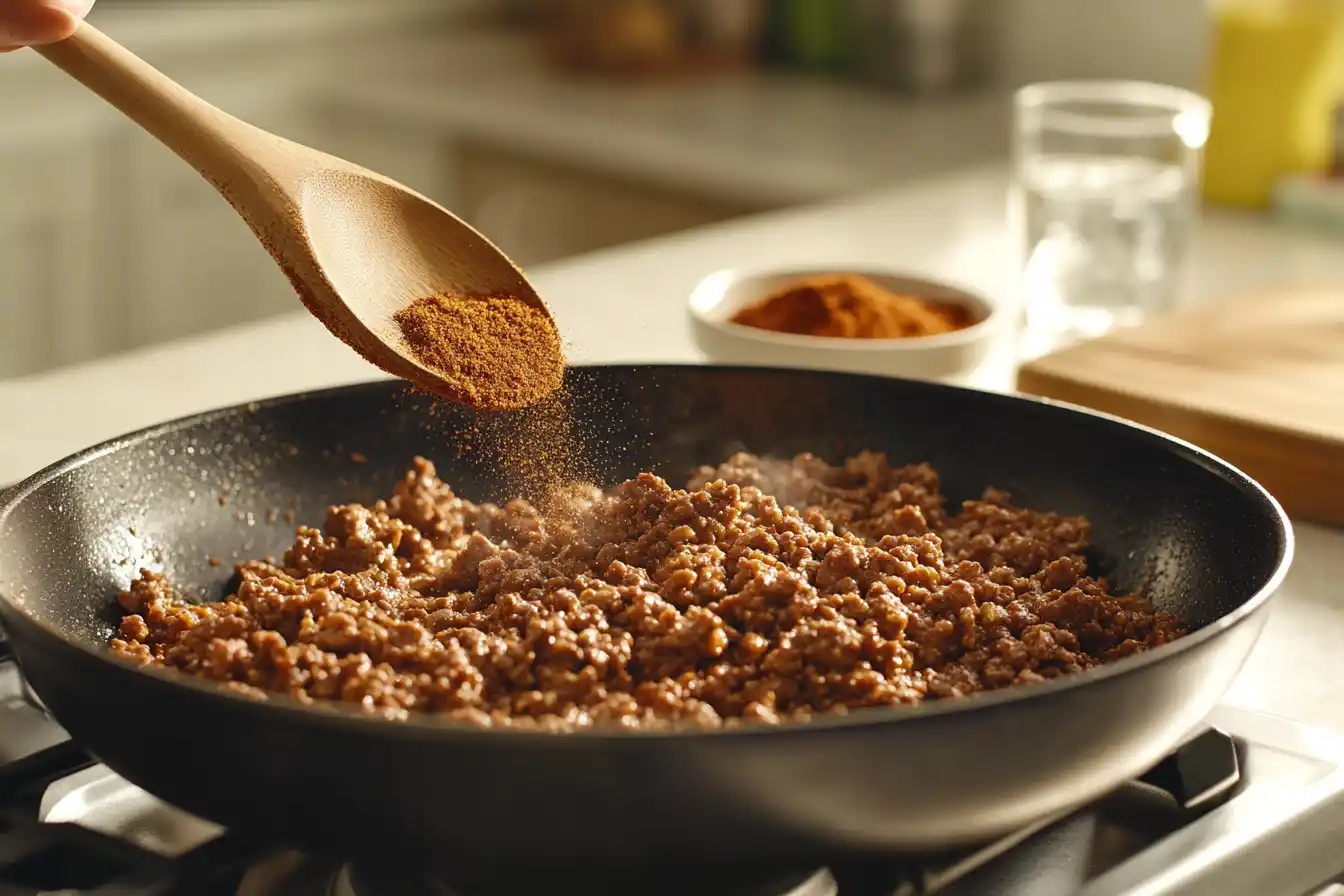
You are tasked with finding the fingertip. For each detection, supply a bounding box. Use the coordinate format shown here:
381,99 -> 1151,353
40,5 -> 83,42
0,2 -> 83,47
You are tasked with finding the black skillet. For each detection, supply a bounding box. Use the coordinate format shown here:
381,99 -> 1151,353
0,366 -> 1291,867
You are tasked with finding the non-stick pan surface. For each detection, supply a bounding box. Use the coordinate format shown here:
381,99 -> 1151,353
0,366 -> 1290,864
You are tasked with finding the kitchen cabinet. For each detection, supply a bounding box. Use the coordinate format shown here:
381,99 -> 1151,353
0,1 -> 463,380
0,85 -> 752,378
314,105 -> 453,209
120,95 -> 458,348
0,92 -> 458,372
121,137 -> 285,345
119,86 -> 342,346
453,141 -> 756,267
0,74 -> 330,368
0,5 -> 769,379
0,126 -> 103,378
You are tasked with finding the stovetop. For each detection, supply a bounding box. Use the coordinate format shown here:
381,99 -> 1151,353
2,633 -> 1344,896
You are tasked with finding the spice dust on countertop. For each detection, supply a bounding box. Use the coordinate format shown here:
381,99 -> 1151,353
394,293 -> 565,412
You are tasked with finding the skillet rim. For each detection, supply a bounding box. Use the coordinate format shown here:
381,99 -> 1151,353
0,364 -> 1294,743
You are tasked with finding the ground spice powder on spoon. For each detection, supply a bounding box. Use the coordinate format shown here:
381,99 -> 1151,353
393,292 -> 565,412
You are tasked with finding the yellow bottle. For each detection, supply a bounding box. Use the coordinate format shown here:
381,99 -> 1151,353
1202,0 -> 1344,208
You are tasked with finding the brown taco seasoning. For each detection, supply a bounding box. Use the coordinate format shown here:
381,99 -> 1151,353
730,274 -> 973,339
396,291 -> 594,507
472,381 -> 597,513
393,292 -> 565,411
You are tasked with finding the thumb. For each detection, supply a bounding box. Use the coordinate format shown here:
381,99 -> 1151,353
0,0 -> 97,51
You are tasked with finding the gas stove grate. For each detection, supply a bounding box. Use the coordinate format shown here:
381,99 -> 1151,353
0,655 -> 272,896
0,738 -> 270,896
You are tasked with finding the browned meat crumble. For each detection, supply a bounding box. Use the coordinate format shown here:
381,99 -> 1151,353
110,453 -> 1185,730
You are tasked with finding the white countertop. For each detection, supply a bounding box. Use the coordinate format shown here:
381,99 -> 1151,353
2,164 -> 1342,730
330,30 -> 1010,208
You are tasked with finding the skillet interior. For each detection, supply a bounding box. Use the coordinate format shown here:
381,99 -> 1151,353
0,365 -> 1291,860
0,365 -> 1285,648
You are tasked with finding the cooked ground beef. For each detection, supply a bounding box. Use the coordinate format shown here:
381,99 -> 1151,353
109,452 -> 1185,730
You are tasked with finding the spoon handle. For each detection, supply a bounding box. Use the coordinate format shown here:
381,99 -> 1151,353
33,23 -> 264,190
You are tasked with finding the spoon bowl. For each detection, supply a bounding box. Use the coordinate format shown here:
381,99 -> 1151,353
293,168 -> 546,399
35,23 -> 556,409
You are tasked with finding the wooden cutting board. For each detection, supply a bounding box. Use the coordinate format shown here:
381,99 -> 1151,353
1015,285 -> 1344,526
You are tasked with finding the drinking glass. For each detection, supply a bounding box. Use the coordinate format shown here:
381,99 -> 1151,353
1011,81 -> 1211,354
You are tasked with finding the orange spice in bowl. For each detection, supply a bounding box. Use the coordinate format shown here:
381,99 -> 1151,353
728,274 -> 973,340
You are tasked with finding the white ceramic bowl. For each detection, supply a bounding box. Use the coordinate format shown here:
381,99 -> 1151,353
688,267 -> 1000,382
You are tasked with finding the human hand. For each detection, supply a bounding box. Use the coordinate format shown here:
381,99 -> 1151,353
1,0 -> 94,52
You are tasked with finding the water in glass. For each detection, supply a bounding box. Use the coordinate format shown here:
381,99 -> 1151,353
1019,152 -> 1195,340
1012,81 -> 1209,356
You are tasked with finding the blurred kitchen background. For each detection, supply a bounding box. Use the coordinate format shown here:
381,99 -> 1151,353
0,0 -> 1277,379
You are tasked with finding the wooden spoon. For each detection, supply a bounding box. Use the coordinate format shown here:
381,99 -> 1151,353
34,23 -> 559,411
